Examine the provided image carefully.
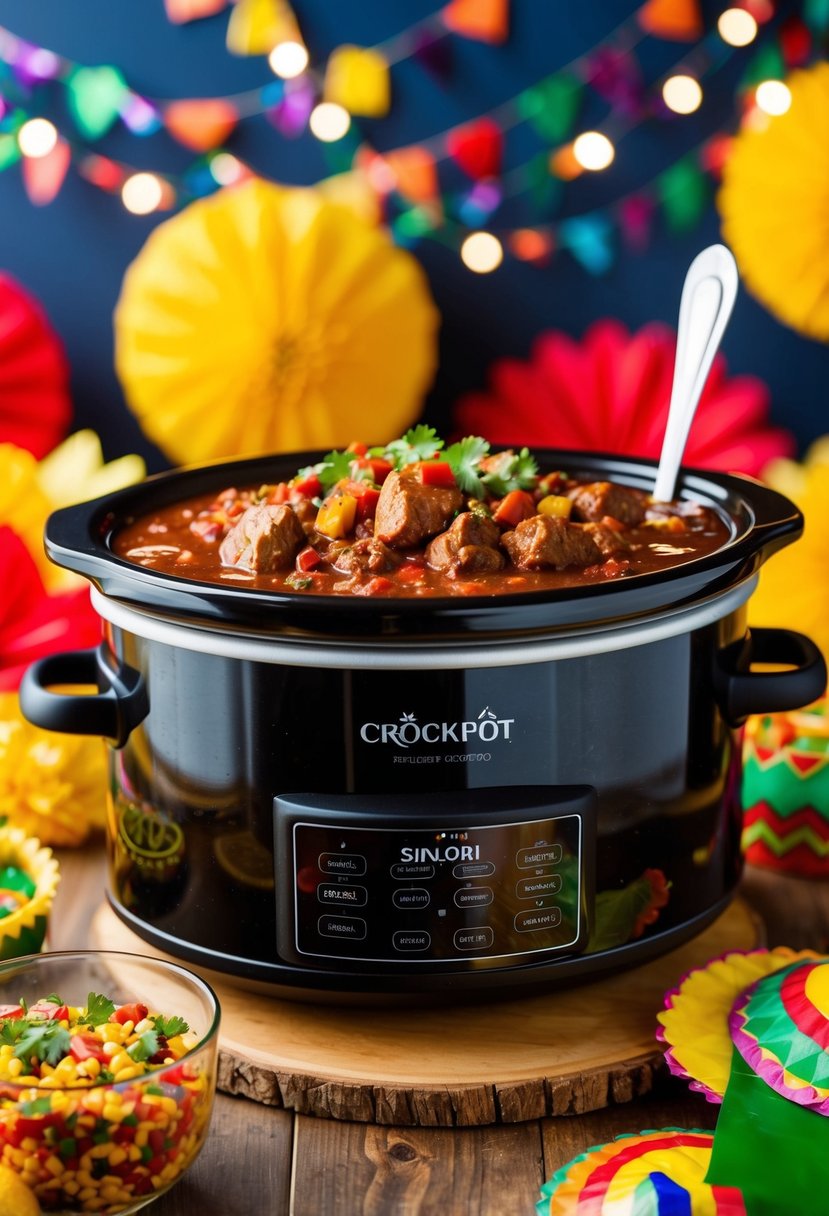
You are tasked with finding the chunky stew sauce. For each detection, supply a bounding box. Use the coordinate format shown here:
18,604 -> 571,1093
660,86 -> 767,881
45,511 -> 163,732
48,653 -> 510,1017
113,430 -> 732,598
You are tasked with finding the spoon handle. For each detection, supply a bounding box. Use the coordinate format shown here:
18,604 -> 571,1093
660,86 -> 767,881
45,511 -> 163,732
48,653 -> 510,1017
653,243 -> 739,502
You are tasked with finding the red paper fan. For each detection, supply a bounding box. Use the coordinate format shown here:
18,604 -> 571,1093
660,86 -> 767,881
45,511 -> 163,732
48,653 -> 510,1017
453,320 -> 795,477
0,274 -> 71,458
0,528 -> 100,692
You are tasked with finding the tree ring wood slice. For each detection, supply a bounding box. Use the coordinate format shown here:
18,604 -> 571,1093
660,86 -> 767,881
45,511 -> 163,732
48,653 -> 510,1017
91,898 -> 760,1127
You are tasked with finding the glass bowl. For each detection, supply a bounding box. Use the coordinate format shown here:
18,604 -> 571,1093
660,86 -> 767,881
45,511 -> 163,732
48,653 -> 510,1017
0,950 -> 220,1214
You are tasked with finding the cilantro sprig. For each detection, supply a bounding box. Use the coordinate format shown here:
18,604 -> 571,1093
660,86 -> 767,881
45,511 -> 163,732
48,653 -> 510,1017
293,429 -> 541,502
152,1014 -> 189,1038
443,436 -> 490,495
127,1030 -> 160,1063
0,1019 -> 71,1065
79,993 -> 116,1027
385,425 -> 444,468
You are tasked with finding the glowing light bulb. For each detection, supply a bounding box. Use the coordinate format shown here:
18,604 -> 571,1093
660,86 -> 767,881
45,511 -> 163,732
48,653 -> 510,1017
17,117 -> 58,158
717,8 -> 758,46
210,152 -> 243,186
755,79 -> 792,115
662,75 -> 703,115
308,102 -> 350,142
572,131 -> 615,172
460,231 -> 503,274
268,41 -> 309,79
121,172 -> 163,215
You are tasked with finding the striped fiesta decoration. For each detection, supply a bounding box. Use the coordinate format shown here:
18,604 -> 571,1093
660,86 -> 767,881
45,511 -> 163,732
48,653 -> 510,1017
729,959 -> 829,1114
536,1129 -> 746,1215
741,705 -> 829,877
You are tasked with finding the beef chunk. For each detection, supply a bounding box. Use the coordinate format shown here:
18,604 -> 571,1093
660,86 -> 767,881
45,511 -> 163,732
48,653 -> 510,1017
329,537 -> 401,576
582,522 -> 630,557
374,470 -> 463,549
569,482 -> 647,526
501,515 -> 602,570
219,504 -> 304,572
426,511 -> 504,575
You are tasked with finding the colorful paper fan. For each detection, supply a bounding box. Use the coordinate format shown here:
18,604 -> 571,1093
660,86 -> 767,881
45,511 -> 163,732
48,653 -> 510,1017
0,825 -> 59,959
537,1129 -> 745,1215
0,273 -> 71,459
453,320 -> 794,478
729,959 -> 829,1113
719,63 -> 829,341
114,179 -> 440,464
657,948 -> 818,1102
742,705 -> 829,877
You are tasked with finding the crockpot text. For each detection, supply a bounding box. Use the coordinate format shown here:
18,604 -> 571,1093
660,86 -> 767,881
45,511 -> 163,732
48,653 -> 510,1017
359,708 -> 514,750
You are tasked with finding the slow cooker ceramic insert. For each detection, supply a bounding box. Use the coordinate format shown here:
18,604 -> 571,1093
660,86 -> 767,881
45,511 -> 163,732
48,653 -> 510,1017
20,450 -> 826,1000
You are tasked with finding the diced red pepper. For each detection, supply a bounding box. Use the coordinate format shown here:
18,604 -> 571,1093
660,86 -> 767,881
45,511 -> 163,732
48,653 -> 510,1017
296,546 -> 321,573
355,577 -> 394,596
264,482 -> 291,505
110,1002 -> 149,1026
69,1032 -> 107,1063
492,490 -> 536,528
346,441 -> 368,456
291,472 -> 323,499
599,514 -> 626,533
351,456 -> 393,485
28,1001 -> 69,1021
395,564 -> 426,584
0,1005 -> 23,1020
416,460 -> 456,488
336,480 -> 381,522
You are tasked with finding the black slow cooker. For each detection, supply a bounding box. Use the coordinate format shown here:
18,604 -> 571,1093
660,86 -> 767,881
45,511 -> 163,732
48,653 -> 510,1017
20,450 -> 826,1001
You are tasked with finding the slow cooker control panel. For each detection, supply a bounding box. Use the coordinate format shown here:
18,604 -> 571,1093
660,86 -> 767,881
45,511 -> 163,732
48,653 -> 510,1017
274,787 -> 595,971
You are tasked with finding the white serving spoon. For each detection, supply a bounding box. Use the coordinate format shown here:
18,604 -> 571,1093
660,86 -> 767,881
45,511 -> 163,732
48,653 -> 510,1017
652,243 -> 739,502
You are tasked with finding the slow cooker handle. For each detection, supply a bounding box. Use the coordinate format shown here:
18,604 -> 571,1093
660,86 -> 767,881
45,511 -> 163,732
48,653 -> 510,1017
715,628 -> 827,726
19,646 -> 148,748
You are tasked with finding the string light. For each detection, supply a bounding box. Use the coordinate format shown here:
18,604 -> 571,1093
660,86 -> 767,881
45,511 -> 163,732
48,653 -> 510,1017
17,117 -> 58,158
460,231 -> 504,273
662,74 -> 703,114
268,41 -> 309,80
308,102 -> 350,142
572,131 -> 615,171
755,79 -> 792,115
209,152 -> 244,185
717,8 -> 758,47
121,172 -> 163,215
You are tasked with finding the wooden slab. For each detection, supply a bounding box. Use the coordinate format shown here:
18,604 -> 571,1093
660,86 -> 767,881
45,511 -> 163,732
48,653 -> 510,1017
91,899 -> 760,1127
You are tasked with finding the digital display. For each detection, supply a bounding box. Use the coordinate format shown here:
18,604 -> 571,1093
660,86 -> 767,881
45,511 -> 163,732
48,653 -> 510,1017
274,787 -> 595,972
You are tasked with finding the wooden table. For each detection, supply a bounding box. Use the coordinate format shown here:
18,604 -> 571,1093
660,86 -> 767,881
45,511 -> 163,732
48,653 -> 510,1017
49,847 -> 829,1215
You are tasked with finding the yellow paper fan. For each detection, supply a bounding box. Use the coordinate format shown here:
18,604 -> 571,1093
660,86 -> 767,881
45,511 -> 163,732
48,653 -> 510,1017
657,947 -> 818,1101
719,63 -> 829,341
114,180 -> 439,465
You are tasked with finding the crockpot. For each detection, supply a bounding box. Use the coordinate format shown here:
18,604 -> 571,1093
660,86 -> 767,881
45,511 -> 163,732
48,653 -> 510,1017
20,450 -> 826,1001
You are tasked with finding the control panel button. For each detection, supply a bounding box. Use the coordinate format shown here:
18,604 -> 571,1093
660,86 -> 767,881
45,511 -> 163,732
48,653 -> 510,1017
319,852 -> 367,877
516,875 -> 562,900
317,883 -> 368,908
390,863 -> 435,881
393,930 -> 431,952
454,927 -> 494,951
514,907 -> 562,933
318,915 -> 367,940
392,887 -> 430,910
452,861 -> 495,879
516,844 -> 562,869
453,886 -> 493,909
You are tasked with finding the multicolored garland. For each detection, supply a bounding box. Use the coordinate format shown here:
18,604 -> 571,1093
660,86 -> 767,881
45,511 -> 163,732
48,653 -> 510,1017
0,1 -> 818,274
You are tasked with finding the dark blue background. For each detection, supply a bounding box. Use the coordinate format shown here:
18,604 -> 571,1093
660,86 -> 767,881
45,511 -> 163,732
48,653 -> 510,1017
0,0 -> 826,471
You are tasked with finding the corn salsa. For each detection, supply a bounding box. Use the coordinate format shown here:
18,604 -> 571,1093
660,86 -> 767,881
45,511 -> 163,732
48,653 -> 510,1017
0,992 -> 211,1213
